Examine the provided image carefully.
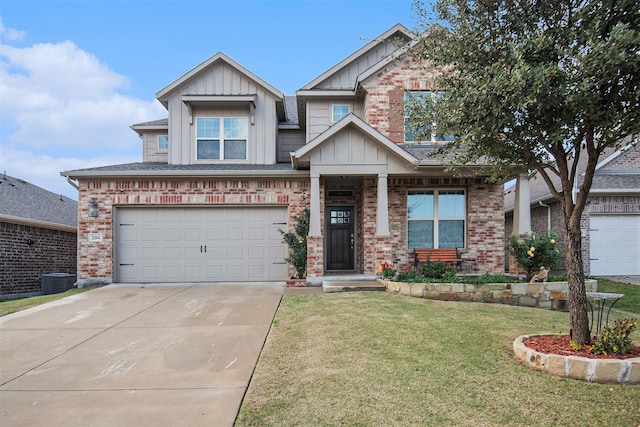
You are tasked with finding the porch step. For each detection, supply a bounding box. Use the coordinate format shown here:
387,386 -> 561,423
322,280 -> 386,293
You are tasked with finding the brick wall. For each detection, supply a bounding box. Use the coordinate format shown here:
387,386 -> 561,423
604,143 -> 640,170
1,221 -> 77,297
386,177 -> 505,274
361,56 -> 445,141
77,178 -> 309,284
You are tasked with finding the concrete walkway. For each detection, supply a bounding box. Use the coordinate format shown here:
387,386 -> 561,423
0,283 -> 284,427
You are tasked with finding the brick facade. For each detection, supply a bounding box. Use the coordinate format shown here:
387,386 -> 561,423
362,56 -> 443,142
1,221 -> 77,297
72,33 -> 511,284
77,178 -> 309,284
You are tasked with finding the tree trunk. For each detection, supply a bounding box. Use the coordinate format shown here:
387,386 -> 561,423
565,225 -> 591,345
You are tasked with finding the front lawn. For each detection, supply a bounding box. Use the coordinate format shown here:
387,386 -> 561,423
594,278 -> 640,315
0,288 -> 94,317
237,292 -> 640,426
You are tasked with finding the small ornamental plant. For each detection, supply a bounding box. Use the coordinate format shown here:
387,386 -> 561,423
379,261 -> 396,280
506,232 -> 563,280
591,318 -> 638,356
279,208 -> 309,279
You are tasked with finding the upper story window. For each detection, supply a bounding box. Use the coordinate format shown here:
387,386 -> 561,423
332,105 -> 349,123
158,135 -> 169,151
196,117 -> 248,160
407,189 -> 465,249
404,91 -> 454,143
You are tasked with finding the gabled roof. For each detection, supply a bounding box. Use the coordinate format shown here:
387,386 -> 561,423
504,142 -> 639,212
155,52 -> 285,107
130,118 -> 168,137
299,24 -> 415,93
0,173 -> 77,231
291,113 -> 417,169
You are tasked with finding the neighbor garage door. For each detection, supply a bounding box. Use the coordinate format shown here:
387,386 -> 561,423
116,207 -> 288,283
589,214 -> 640,276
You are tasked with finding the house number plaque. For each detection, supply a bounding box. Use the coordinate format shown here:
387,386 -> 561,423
88,233 -> 103,242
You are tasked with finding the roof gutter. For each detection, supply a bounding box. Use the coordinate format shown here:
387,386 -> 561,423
61,169 -> 310,179
66,176 -> 79,190
0,214 -> 77,233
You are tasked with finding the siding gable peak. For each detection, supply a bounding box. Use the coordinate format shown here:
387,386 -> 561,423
298,23 -> 415,93
291,113 -> 417,169
155,51 -> 285,107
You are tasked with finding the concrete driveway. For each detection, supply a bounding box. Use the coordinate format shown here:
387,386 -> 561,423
0,283 -> 284,427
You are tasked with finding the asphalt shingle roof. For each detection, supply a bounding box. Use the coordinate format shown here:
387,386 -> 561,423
504,143 -> 639,211
0,174 -> 77,227
63,162 -> 296,174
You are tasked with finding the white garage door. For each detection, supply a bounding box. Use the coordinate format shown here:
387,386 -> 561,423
116,207 -> 288,283
590,214 -> 640,276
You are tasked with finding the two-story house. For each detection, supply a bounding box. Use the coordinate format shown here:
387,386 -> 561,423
62,24 -> 516,287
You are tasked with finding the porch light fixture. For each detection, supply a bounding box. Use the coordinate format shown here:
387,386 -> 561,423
89,199 -> 98,217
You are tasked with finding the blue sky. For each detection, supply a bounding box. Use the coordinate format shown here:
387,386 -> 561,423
0,0 -> 422,200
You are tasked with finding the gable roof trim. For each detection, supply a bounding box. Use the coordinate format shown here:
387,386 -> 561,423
299,24 -> 415,91
291,113 -> 417,168
156,52 -> 285,104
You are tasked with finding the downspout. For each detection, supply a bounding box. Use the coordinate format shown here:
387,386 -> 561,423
66,177 -> 79,190
538,201 -> 551,231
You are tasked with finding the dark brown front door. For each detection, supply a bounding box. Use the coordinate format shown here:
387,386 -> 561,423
326,206 -> 354,271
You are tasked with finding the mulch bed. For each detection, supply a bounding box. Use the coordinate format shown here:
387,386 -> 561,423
525,335 -> 640,360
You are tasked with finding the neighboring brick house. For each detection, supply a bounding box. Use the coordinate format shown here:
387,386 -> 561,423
505,142 -> 640,276
0,173 -> 78,297
62,24 -> 513,286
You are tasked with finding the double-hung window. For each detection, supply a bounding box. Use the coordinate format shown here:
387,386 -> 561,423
404,91 -> 454,143
196,117 -> 248,160
407,190 -> 465,249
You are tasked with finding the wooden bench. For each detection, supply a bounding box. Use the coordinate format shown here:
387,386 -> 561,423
413,248 -> 462,270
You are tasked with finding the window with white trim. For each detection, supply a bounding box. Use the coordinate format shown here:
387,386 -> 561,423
196,117 -> 248,160
404,91 -> 454,143
332,105 -> 349,122
407,189 -> 465,249
158,135 -> 169,151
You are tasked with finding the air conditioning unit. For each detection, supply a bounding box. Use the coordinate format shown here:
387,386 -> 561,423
41,273 -> 76,295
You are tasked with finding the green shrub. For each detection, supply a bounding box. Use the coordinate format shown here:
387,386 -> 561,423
279,208 -> 309,279
396,269 -> 421,282
506,231 -> 563,280
381,268 -> 396,280
591,318 -> 638,355
420,260 -> 456,279
465,274 -> 513,284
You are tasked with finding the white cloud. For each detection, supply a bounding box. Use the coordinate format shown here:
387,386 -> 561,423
0,25 -> 166,199
0,40 -> 166,150
0,145 -> 140,200
0,18 -> 25,42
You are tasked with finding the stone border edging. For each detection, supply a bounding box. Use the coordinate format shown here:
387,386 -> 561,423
382,279 -> 598,310
513,334 -> 640,384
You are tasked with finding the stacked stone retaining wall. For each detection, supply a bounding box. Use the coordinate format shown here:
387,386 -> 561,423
383,279 -> 598,310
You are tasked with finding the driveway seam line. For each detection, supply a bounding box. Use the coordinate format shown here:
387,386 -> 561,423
0,284 -> 196,387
